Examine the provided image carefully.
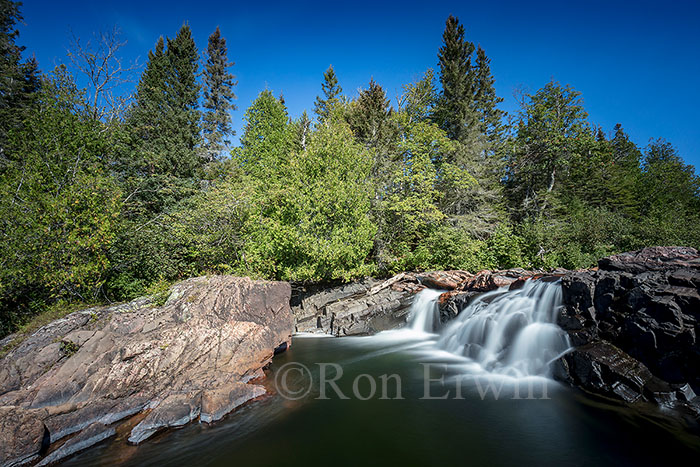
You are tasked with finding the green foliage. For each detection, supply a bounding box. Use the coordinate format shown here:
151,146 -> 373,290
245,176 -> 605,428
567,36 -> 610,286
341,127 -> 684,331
347,78 -> 395,150
0,68 -> 121,334
60,339 -> 80,356
239,90 -> 293,177
389,225 -> 490,274
241,115 -> 377,280
2,11 -> 699,340
505,80 -> 593,219
147,279 -> 172,307
380,117 -> 450,261
400,69 -> 437,124
106,177 -> 248,297
483,224 -> 525,269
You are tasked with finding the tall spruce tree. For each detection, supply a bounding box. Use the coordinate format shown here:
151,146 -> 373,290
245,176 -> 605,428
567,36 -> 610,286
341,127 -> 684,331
434,15 -> 475,142
473,46 -> 504,146
202,26 -> 237,161
124,26 -> 202,218
164,24 -> 201,174
129,36 -> 168,172
313,65 -> 343,123
129,25 -> 201,179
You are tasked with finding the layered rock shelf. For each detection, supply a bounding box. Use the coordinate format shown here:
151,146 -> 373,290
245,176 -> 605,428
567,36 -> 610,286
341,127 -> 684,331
0,276 -> 293,466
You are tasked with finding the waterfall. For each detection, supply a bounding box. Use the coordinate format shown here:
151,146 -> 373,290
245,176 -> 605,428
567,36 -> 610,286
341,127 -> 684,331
407,289 -> 444,333
436,279 -> 570,378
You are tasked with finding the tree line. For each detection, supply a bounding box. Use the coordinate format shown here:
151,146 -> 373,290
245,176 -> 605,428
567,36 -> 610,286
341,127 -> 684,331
1,3 -> 698,336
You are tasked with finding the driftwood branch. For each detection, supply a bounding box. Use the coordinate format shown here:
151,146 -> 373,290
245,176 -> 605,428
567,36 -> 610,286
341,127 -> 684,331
369,272 -> 405,295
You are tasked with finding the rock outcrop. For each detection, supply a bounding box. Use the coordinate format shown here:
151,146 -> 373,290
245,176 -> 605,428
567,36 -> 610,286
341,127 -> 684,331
0,276 -> 293,466
555,247 -> 700,415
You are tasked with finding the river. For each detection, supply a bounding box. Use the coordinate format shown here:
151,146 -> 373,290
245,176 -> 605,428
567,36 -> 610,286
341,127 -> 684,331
63,282 -> 700,466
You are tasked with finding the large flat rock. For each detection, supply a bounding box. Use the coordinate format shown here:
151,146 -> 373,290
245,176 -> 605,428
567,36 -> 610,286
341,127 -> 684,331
0,276 -> 293,465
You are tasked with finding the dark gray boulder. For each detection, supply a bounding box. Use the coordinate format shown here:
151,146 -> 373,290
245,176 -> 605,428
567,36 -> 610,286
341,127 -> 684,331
556,247 -> 700,416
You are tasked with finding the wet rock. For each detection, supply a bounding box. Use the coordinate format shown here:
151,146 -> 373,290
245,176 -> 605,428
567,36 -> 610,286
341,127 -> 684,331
556,246 -> 700,416
438,291 -> 478,324
560,341 -> 653,403
128,393 -> 201,444
37,423 -> 115,466
291,269 -> 544,336
200,383 -> 266,424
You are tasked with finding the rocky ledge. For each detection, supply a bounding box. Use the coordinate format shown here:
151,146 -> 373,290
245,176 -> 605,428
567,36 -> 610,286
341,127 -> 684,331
0,276 -> 293,467
292,268 -> 552,335
555,247 -> 700,416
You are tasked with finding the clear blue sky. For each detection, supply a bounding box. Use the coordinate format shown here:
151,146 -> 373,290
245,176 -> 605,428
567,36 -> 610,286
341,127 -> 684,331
17,0 -> 700,169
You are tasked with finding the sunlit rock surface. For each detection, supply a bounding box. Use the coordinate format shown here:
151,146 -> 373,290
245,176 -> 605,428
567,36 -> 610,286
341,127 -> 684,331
0,276 -> 293,466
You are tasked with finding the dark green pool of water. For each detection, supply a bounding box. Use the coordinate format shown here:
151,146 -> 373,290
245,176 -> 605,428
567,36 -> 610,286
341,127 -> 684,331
63,333 -> 700,466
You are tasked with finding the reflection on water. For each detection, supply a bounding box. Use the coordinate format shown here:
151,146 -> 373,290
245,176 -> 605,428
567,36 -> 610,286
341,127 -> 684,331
64,331 -> 700,467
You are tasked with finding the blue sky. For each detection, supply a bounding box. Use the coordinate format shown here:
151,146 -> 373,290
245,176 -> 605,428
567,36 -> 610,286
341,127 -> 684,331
17,0 -> 700,168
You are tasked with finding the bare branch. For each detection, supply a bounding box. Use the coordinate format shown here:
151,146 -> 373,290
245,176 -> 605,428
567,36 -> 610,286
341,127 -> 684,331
66,26 -> 140,122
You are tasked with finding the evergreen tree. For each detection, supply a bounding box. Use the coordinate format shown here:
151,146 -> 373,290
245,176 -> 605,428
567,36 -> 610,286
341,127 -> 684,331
434,15 -> 475,142
473,46 -> 504,146
129,25 -> 201,178
313,65 -> 343,123
0,0 -> 40,157
606,123 -> 642,217
129,36 -> 168,170
124,26 -> 202,218
164,24 -> 201,173
201,26 -> 237,161
348,78 -> 393,149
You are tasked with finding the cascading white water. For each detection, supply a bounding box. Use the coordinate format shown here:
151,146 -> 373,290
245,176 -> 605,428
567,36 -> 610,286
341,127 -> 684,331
436,280 -> 570,378
407,289 -> 444,333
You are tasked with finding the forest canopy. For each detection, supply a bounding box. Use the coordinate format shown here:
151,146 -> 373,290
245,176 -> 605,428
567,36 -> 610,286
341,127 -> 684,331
1,3 -> 698,337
